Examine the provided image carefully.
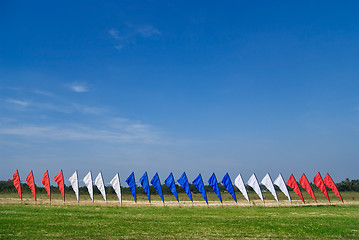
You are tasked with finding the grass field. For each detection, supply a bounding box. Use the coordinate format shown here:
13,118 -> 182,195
0,202 -> 358,239
1,191 -> 359,239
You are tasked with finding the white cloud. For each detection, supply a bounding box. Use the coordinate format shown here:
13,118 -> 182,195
109,28 -> 121,40
0,125 -> 54,137
67,82 -> 89,93
1,84 -> 163,144
136,25 -> 161,38
109,25 -> 161,50
115,45 -> 124,51
35,102 -> 73,114
0,120 -> 159,144
33,89 -> 55,97
4,98 -> 104,115
6,98 -> 31,107
72,104 -> 105,115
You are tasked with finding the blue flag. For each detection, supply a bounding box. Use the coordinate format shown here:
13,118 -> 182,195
208,173 -> 222,203
221,173 -> 237,202
125,172 -> 136,202
177,172 -> 192,202
192,174 -> 208,204
140,172 -> 151,202
165,172 -> 179,202
151,173 -> 164,203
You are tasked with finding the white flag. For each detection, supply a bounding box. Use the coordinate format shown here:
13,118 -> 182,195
234,173 -> 250,203
83,171 -> 94,202
261,173 -> 279,203
110,173 -> 122,205
274,174 -> 291,203
95,172 -> 107,202
247,173 -> 264,203
69,170 -> 79,203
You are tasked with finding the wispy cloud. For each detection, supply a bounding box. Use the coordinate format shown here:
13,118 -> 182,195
6,98 -> 31,107
0,119 -> 160,144
109,24 -> 161,50
33,89 -> 55,97
1,87 -> 56,98
115,45 -> 124,51
136,25 -> 161,38
109,28 -> 122,40
1,84 -> 163,144
72,104 -> 105,115
67,82 -> 89,93
3,98 -> 104,115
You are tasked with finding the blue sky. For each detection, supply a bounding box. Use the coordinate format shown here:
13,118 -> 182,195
1,1 -> 358,184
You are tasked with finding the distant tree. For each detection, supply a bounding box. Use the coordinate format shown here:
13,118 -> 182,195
336,178 -> 359,192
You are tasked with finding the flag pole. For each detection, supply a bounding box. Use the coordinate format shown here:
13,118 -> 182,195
50,179 -> 52,206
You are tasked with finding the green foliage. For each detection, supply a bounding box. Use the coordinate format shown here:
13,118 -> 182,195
337,179 -> 359,192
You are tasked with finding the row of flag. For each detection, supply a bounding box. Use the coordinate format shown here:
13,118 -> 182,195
11,170 -> 343,205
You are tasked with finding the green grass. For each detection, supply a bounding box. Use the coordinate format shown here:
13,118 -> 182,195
0,203 -> 358,239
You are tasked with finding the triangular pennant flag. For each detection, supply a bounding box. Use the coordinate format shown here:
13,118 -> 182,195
247,173 -> 264,203
192,174 -> 208,204
177,172 -> 192,202
150,173 -> 164,203
95,172 -> 107,202
234,173 -> 250,203
221,173 -> 237,203
314,172 -> 330,202
26,171 -> 36,201
165,172 -> 179,202
208,173 -> 222,203
12,169 -> 22,200
324,173 -> 343,202
94,172 -> 106,202
140,172 -> 151,203
110,173 -> 122,205
286,174 -> 304,203
273,174 -> 291,203
125,172 -> 136,202
261,173 -> 278,203
299,173 -> 317,202
69,171 -> 79,203
42,170 -> 51,201
83,171 -> 94,202
54,170 -> 65,202
151,173 -> 164,203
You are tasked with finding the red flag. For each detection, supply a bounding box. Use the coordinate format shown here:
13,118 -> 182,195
54,170 -> 65,202
42,170 -> 51,201
313,172 -> 330,202
286,174 -> 305,203
11,169 -> 22,200
26,171 -> 36,201
299,173 -> 317,202
324,173 -> 343,202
